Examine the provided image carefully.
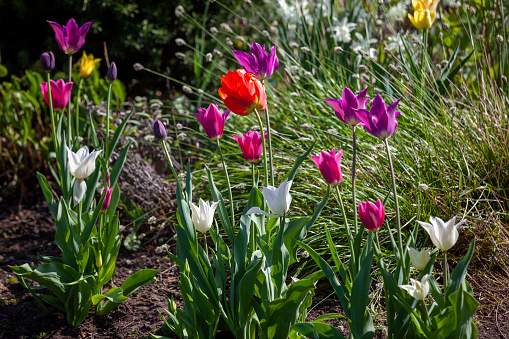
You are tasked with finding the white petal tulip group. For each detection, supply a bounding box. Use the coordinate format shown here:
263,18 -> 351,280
67,146 -> 102,206
190,199 -> 220,234
399,274 -> 431,301
246,179 -> 293,218
417,216 -> 465,252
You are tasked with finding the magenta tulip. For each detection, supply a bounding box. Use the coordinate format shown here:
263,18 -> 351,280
311,148 -> 343,186
40,79 -> 73,110
357,95 -> 402,139
324,87 -> 369,126
358,199 -> 385,232
101,186 -> 113,211
194,103 -> 230,140
47,18 -> 93,55
232,40 -> 279,81
233,131 -> 266,163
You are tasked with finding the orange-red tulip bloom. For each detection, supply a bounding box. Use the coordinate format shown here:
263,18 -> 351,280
218,69 -> 267,116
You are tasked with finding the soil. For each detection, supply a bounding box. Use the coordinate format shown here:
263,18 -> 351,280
0,178 -> 508,338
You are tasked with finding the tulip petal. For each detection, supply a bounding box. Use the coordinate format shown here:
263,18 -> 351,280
73,179 -> 87,206
245,207 -> 279,219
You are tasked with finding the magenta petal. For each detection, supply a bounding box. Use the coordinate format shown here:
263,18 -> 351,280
47,21 -> 67,53
356,88 -> 369,109
267,45 -> 279,75
232,51 -> 257,74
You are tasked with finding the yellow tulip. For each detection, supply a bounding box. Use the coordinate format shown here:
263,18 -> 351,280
79,51 -> 101,78
408,0 -> 440,30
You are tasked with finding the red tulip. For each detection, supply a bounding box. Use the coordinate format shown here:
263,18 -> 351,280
358,199 -> 385,232
218,69 -> 267,116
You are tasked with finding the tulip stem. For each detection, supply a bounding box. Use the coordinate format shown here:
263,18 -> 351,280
384,138 -> 404,266
203,233 -> 208,257
264,107 -> 274,186
105,82 -> 113,161
424,299 -> 432,326
162,140 -> 184,198
68,54 -> 73,146
444,251 -> 449,288
217,139 -> 235,228
254,108 -> 268,187
352,125 -> 358,235
75,78 -> 83,140
46,73 -> 58,149
335,185 -> 355,269
252,163 -> 256,189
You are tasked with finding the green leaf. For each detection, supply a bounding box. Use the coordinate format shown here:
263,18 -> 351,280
107,110 -> 133,160
110,141 -> 131,188
445,238 -> 475,299
291,322 -> 346,339
91,286 -> 129,305
206,166 -> 234,244
237,255 -> 264,323
121,268 -> 158,297
260,278 -> 316,339
65,280 -> 92,326
281,141 -> 315,183
185,159 -> 192,204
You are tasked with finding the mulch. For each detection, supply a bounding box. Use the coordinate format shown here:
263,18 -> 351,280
0,178 -> 507,338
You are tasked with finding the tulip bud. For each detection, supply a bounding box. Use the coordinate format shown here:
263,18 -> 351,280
96,251 -> 103,268
408,247 -> 431,271
169,296 -> 177,314
358,199 -> 385,232
184,259 -> 191,276
106,61 -> 117,81
101,187 -> 113,211
153,120 -> 167,140
40,51 -> 55,72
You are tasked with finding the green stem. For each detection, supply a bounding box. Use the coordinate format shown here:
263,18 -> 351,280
217,139 -> 235,228
424,299 -> 432,326
384,138 -> 404,265
352,125 -> 358,235
68,54 -> 73,146
335,185 -> 355,268
161,140 -> 182,195
444,251 -> 449,288
253,108 -> 268,187
46,73 -> 57,149
78,200 -> 83,231
105,82 -> 113,160
250,163 -> 256,253
252,163 -> 256,189
203,232 -> 208,257
264,107 -> 274,186
75,78 -> 83,140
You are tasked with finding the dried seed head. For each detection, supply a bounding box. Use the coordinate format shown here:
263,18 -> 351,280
443,22 -> 450,30
197,89 -> 204,95
301,123 -> 312,130
334,46 -> 344,53
175,5 -> 185,17
300,46 -> 311,53
220,23 -> 234,34
263,30 -> 271,38
389,64 -> 398,72
133,63 -> 145,71
441,60 -> 448,67
359,64 -> 369,73
418,183 -> 429,191
469,6 -> 476,15
175,38 -> 186,46
177,132 -> 187,140
226,37 -> 233,47
213,49 -> 223,57
352,74 -> 360,79
401,73 -> 410,81
502,75 -> 508,85
175,52 -> 186,60
289,42 -> 299,49
316,103 -> 324,110
290,65 -> 300,72
497,35 -> 504,44
182,85 -> 193,94
304,71 -> 313,77
210,27 -> 218,35
148,216 -> 157,224
361,73 -> 370,81
438,32 -> 443,40
290,92 -> 299,97
206,53 -> 213,62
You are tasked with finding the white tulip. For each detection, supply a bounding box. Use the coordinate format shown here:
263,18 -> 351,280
246,179 -> 293,218
66,146 -> 102,206
408,247 -> 431,271
417,216 -> 465,252
399,274 -> 431,301
190,199 -> 220,234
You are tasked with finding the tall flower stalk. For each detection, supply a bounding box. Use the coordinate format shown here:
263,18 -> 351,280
264,106 -> 274,186
217,139 -> 235,227
254,108 -> 269,187
68,54 -> 72,145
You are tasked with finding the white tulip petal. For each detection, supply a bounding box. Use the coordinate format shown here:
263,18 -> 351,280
418,216 -> 465,252
245,207 -> 279,219
75,145 -> 89,161
73,179 -> 87,206
190,199 -> 218,234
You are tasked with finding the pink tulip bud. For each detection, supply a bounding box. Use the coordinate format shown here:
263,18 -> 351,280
311,148 -> 343,186
101,186 -> 113,211
194,103 -> 230,140
233,131 -> 266,163
358,199 -> 385,232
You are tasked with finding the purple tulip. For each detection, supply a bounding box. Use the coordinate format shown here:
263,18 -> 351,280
358,199 -> 385,232
101,186 -> 113,211
106,62 -> 117,81
232,40 -> 279,81
47,18 -> 93,55
324,87 -> 369,126
194,103 -> 230,140
153,120 -> 167,140
357,95 -> 402,139
233,131 -> 266,163
311,148 -> 343,186
40,79 -> 73,110
40,51 -> 55,72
